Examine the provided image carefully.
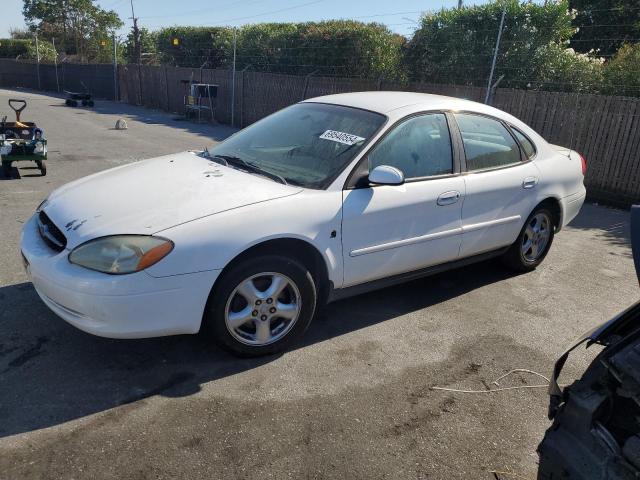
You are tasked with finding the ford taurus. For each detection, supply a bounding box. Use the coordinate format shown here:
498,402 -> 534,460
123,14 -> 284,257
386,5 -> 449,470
20,92 -> 587,356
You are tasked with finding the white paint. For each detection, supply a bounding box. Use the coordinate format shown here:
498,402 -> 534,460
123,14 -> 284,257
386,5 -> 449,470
20,91 -> 586,341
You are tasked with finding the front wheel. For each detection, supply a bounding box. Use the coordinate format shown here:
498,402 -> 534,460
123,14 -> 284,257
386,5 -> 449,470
36,160 -> 46,176
203,255 -> 317,357
502,207 -> 555,272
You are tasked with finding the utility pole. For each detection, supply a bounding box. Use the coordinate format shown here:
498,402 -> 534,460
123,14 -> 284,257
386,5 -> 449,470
35,32 -> 41,90
130,0 -> 141,64
231,27 -> 237,127
485,8 -> 506,104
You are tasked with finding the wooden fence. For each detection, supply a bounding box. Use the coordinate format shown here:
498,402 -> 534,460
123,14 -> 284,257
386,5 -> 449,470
1,58 -> 638,206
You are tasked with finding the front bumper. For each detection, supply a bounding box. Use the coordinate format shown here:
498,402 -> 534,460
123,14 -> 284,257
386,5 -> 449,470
20,214 -> 220,338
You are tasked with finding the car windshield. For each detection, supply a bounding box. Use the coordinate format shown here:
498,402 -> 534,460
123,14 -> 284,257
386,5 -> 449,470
208,102 -> 386,189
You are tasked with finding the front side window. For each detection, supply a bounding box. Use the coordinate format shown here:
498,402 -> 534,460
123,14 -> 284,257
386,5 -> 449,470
455,113 -> 521,171
368,113 -> 453,179
209,103 -> 386,189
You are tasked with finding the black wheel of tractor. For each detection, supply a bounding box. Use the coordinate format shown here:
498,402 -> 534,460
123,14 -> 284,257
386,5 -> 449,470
2,163 -> 12,179
202,254 -> 317,357
502,206 -> 555,272
65,99 -> 72,106
87,100 -> 95,107
37,160 -> 47,176
70,100 -> 78,107
81,99 -> 88,106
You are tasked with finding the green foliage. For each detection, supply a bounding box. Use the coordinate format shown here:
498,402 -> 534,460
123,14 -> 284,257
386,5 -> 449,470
406,0 -> 585,89
154,21 -> 405,80
123,28 -> 158,64
22,0 -> 123,61
236,21 -> 406,80
0,38 -> 57,62
528,43 -> 604,92
569,0 -> 640,57
603,43 -> 640,97
156,27 -> 235,68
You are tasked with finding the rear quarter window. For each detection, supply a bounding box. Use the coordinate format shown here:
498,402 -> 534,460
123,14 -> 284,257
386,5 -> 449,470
511,127 -> 537,159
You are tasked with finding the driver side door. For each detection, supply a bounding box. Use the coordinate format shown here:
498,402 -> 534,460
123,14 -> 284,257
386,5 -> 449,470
341,112 -> 465,287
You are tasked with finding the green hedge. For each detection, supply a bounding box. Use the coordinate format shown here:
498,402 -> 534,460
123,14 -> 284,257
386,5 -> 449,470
155,21 -> 406,80
0,38 -> 57,62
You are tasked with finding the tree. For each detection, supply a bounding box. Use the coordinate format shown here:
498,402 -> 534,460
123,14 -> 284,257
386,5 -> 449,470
123,27 -> 158,64
569,0 -> 640,57
405,0 -> 602,91
603,43 -> 640,96
22,0 -> 123,62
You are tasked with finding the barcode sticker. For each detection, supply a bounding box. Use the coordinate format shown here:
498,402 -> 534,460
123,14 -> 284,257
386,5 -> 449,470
319,130 -> 366,146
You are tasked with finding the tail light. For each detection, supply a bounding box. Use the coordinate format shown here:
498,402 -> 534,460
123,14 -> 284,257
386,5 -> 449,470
579,153 -> 587,176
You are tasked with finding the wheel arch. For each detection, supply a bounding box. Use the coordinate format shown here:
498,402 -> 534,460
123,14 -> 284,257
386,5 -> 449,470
536,196 -> 563,232
210,237 -> 333,307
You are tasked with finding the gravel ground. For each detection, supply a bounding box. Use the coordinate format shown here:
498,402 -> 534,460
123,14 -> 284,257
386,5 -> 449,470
0,89 -> 637,480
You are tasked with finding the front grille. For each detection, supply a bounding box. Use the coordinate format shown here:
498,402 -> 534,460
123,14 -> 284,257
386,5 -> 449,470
37,211 -> 67,252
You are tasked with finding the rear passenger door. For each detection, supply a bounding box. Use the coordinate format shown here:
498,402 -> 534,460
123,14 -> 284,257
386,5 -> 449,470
454,113 -> 540,257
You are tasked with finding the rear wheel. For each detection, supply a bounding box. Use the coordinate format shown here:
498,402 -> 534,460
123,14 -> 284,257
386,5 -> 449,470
203,255 -> 317,357
502,207 -> 555,272
37,160 -> 47,176
2,163 -> 12,179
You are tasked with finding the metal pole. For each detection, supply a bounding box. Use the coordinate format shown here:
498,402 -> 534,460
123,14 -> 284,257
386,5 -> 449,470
113,33 -> 118,101
35,33 -> 41,90
231,28 -> 237,127
52,37 -> 60,92
485,8 -> 506,104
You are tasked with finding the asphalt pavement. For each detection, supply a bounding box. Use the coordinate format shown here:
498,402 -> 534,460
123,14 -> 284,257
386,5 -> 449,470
0,89 -> 637,479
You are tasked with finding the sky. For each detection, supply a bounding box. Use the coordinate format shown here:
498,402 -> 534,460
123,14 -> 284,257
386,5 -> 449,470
0,0 -> 500,39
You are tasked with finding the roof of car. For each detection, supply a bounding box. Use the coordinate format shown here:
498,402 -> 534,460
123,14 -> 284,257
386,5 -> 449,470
302,91 -> 544,142
303,91 -> 503,117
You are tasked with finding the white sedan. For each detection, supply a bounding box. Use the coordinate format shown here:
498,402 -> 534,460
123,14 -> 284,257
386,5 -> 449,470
20,92 -> 586,356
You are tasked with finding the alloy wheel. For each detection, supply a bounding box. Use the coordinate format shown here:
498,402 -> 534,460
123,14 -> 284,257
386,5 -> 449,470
224,272 -> 301,346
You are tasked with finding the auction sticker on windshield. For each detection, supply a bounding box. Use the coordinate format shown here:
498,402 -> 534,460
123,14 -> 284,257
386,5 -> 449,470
319,130 -> 366,146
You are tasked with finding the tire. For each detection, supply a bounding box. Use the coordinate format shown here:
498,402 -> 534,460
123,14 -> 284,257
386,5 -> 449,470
81,100 -> 88,106
38,160 -> 47,176
502,206 -> 555,272
203,254 -> 317,357
2,163 -> 12,179
87,100 -> 94,107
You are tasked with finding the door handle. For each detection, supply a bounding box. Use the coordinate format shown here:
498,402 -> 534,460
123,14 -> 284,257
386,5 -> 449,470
522,176 -> 539,189
437,190 -> 461,206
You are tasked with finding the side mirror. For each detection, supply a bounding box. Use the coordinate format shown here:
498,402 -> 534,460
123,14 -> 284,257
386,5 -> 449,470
368,165 -> 405,186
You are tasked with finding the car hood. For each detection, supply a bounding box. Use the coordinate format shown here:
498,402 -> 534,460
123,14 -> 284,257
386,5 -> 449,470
547,205 -> 640,418
42,151 -> 302,249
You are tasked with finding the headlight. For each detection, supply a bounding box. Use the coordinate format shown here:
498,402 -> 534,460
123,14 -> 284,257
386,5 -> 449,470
36,197 -> 48,212
68,235 -> 174,274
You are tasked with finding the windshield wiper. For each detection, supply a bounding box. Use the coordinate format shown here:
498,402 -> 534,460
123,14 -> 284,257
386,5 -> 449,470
212,154 -> 288,185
